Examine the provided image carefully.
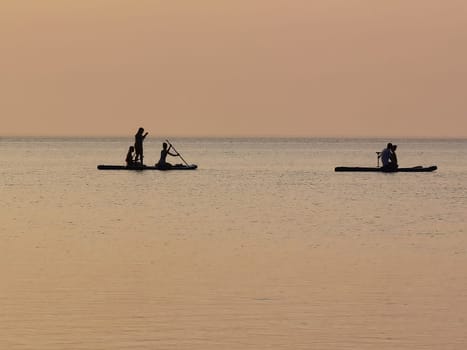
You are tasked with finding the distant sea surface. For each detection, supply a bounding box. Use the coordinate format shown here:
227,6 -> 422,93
1,137 -> 467,349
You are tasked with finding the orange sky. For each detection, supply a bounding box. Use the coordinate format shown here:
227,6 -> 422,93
1,1 -> 466,137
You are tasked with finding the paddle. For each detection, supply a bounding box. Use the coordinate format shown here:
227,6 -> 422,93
165,139 -> 190,166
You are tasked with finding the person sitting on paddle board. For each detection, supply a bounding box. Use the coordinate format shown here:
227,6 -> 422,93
379,142 -> 397,170
156,142 -> 179,169
390,144 -> 398,169
134,127 -> 148,165
125,146 -> 136,167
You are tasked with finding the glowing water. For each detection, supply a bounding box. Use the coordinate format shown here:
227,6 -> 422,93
1,137 -> 466,349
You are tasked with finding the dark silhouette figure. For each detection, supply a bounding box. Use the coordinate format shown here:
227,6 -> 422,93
379,142 -> 397,171
156,142 -> 179,169
125,146 -> 135,167
390,144 -> 398,169
134,128 -> 148,165
379,143 -> 392,167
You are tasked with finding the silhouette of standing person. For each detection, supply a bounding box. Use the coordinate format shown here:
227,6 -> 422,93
134,128 -> 148,165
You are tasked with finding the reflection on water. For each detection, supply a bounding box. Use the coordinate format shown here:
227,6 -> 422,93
1,138 -> 467,349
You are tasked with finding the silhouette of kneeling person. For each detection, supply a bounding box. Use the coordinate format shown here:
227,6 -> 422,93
125,146 -> 136,167
156,142 -> 179,169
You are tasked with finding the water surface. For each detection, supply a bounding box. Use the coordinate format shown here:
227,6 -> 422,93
1,137 -> 466,349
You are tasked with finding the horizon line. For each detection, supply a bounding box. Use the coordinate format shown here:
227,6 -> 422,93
1,134 -> 467,141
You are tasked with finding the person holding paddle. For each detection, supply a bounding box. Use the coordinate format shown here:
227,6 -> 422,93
155,142 -> 179,169
134,127 -> 148,165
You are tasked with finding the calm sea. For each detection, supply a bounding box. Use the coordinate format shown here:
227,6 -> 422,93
1,137 -> 466,349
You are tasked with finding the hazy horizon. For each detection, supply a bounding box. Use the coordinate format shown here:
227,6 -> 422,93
2,127 -> 467,140
2,1 -> 466,138
2,134 -> 467,141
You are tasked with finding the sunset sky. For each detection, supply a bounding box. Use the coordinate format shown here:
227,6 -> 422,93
1,1 -> 466,137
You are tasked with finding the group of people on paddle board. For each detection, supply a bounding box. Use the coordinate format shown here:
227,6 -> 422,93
125,127 -> 180,169
125,129 -> 401,171
379,142 -> 398,170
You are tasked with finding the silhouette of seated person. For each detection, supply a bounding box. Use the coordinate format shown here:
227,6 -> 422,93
125,146 -> 136,167
379,142 -> 398,171
389,144 -> 398,169
156,142 -> 179,169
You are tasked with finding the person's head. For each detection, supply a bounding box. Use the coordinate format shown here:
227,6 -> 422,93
162,142 -> 168,150
137,127 -> 144,134
387,142 -> 393,149
129,146 -> 134,152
